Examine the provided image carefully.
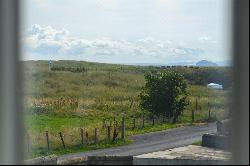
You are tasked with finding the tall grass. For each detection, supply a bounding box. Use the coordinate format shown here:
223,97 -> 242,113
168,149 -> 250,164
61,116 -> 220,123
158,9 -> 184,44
23,60 -> 230,158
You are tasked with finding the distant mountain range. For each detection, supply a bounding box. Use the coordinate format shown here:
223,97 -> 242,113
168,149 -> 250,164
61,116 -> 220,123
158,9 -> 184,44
123,60 -> 231,67
196,60 -> 218,67
24,59 -> 232,67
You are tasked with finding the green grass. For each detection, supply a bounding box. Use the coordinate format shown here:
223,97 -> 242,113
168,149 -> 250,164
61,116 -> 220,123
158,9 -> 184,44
192,141 -> 202,146
22,60 -> 230,159
25,139 -> 132,159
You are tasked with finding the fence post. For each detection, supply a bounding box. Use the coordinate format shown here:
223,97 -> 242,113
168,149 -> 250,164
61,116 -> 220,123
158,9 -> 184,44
80,128 -> 84,145
112,122 -> 118,142
195,98 -> 198,111
59,132 -> 66,149
45,131 -> 50,151
121,113 -> 125,142
162,116 -> 165,123
193,98 -> 198,122
133,118 -> 136,130
94,128 -> 98,144
208,102 -> 211,121
152,116 -> 155,126
192,109 -> 195,123
86,131 -> 89,144
142,114 -> 145,128
107,126 -> 111,141
113,121 -> 119,142
209,109 -> 211,121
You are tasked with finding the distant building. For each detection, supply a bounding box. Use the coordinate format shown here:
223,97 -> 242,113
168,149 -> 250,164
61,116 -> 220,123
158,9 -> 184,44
207,83 -> 223,90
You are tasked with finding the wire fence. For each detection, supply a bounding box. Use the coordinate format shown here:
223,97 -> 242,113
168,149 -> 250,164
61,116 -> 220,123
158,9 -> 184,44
25,102 -> 216,154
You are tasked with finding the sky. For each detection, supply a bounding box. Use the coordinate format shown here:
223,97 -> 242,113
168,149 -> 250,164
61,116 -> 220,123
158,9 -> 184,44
22,0 -> 232,65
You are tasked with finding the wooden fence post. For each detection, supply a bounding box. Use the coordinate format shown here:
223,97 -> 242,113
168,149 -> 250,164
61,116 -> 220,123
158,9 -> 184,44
107,126 -> 111,141
133,118 -> 136,130
45,131 -> 50,151
121,113 -> 125,141
112,127 -> 117,142
94,128 -> 98,144
192,109 -> 195,123
59,132 -> 66,149
209,109 -> 211,121
112,122 -> 118,142
80,128 -> 84,145
208,102 -> 211,121
193,98 -> 198,122
142,114 -> 145,128
195,98 -> 198,111
86,131 -> 89,144
162,116 -> 165,123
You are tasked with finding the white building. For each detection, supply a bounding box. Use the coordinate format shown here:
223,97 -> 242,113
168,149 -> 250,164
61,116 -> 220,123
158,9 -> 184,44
207,83 -> 223,90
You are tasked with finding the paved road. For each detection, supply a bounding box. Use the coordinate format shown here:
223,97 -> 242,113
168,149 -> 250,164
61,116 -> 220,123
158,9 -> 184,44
59,123 -> 216,160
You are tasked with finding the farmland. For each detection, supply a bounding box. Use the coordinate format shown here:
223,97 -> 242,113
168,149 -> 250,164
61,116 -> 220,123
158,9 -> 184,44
22,60 -> 231,158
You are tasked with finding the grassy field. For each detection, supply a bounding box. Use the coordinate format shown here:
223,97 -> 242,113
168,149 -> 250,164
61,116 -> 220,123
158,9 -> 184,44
23,60 -> 230,158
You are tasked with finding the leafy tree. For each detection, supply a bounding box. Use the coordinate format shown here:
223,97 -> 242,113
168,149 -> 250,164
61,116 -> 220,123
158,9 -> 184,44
139,72 -> 189,123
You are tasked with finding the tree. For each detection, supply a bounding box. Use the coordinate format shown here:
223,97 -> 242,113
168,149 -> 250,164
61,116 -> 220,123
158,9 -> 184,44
139,72 -> 189,123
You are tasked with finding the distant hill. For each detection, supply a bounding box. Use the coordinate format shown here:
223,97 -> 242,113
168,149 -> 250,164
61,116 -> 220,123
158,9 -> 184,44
123,62 -> 196,67
196,60 -> 218,67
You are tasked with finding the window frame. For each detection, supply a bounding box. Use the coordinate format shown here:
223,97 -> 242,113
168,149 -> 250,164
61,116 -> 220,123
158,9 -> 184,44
0,0 -> 249,164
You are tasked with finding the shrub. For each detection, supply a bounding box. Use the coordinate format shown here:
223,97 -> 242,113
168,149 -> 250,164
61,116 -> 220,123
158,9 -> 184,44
139,72 -> 189,123
28,105 -> 49,115
51,66 -> 87,73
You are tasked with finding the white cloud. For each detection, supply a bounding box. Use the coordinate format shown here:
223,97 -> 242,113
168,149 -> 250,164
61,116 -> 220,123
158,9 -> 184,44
198,36 -> 212,42
198,36 -> 218,44
23,24 -> 206,63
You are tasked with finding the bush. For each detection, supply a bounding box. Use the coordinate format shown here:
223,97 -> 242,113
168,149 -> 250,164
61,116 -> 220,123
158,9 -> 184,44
139,72 -> 189,123
28,105 -> 49,115
51,66 -> 87,73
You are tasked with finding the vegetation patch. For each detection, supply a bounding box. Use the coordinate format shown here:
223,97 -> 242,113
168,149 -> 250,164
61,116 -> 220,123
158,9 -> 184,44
192,141 -> 202,146
51,66 -> 87,73
23,60 -> 231,158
